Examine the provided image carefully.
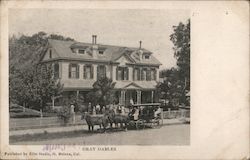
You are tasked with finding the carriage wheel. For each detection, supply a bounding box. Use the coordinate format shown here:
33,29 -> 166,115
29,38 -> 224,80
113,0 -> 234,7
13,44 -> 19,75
154,119 -> 162,128
136,120 -> 145,130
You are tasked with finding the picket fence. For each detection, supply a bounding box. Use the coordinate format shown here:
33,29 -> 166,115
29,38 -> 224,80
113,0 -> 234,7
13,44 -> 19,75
10,110 -> 190,130
10,115 -> 84,130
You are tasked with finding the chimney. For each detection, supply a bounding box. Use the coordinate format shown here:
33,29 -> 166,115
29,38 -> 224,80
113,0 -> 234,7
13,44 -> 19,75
92,35 -> 95,44
138,40 -> 143,60
94,35 -> 97,44
92,35 -> 98,58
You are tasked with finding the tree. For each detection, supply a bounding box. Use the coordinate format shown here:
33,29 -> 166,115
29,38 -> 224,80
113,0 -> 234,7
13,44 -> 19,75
9,66 -> 63,111
170,19 -> 190,92
9,32 -> 74,109
157,19 -> 190,107
9,31 -> 74,70
32,66 -> 64,111
86,77 -> 116,108
156,68 -> 183,108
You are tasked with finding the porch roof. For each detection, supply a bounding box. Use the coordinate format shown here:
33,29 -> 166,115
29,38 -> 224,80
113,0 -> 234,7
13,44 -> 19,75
114,81 -> 157,90
61,79 -> 157,90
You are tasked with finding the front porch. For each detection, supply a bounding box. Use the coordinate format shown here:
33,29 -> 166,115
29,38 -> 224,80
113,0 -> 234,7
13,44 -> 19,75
55,89 -> 157,107
117,89 -> 157,106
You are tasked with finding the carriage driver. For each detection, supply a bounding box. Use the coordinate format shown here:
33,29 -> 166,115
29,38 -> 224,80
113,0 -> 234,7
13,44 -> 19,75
154,106 -> 161,118
129,106 -> 139,121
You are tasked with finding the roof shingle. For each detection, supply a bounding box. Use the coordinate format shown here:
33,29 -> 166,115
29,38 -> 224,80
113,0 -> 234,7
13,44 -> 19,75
46,39 -> 161,65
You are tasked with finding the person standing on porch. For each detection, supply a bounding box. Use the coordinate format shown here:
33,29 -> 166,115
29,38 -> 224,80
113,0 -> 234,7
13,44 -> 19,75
130,98 -> 134,106
70,104 -> 75,124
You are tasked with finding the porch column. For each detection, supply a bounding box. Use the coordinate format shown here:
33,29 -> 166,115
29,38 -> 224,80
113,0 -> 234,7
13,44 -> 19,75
136,90 -> 141,104
151,90 -> 154,103
76,90 -> 79,100
120,90 -> 126,105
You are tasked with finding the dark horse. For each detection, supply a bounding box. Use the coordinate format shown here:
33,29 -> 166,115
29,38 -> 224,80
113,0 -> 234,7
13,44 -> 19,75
81,112 -> 109,132
107,110 -> 129,130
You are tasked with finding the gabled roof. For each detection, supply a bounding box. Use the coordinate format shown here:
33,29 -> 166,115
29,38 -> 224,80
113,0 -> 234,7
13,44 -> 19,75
115,81 -> 157,89
43,39 -> 162,66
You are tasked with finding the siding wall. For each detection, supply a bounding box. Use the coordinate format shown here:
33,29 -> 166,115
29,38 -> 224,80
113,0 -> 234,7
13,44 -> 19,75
58,61 -> 159,89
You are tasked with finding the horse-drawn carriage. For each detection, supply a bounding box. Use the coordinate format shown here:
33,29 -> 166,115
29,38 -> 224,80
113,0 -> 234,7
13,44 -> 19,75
128,103 -> 163,130
81,103 -> 163,132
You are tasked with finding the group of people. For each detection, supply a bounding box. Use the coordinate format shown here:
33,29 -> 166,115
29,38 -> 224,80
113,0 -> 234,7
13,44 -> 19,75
87,103 -> 127,115
128,105 -> 162,121
86,102 -> 162,121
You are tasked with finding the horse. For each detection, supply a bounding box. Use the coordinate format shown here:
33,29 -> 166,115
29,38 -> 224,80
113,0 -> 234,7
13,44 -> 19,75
106,109 -> 129,131
81,112 -> 109,132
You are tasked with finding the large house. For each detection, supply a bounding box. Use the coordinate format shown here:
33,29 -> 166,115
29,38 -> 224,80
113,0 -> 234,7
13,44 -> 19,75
40,35 -> 162,106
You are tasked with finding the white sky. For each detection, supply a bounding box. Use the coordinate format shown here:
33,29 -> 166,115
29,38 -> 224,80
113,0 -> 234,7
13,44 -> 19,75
9,9 -> 190,69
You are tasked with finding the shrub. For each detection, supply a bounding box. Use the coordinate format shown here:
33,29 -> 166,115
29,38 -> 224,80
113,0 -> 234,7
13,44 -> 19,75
9,108 -> 23,113
57,106 -> 72,125
10,112 -> 41,118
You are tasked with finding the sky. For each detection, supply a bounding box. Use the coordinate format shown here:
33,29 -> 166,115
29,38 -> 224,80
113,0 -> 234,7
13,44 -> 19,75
9,9 -> 190,69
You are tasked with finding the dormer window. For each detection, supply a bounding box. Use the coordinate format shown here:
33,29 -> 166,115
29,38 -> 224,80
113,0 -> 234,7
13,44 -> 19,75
144,54 -> 150,59
78,49 -> 85,54
99,50 -> 104,55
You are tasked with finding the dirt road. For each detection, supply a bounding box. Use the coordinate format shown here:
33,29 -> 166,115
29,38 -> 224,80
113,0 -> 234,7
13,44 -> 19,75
12,124 -> 190,145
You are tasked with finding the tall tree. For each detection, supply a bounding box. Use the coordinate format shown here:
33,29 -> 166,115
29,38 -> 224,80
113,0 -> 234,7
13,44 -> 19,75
170,19 -> 190,92
157,19 -> 190,106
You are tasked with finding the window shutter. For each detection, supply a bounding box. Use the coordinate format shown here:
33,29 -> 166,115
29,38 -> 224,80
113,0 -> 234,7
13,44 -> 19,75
120,68 -> 126,80
154,69 -> 156,80
126,67 -> 129,80
69,64 -> 71,78
116,67 -> 118,80
76,64 -> 79,78
90,65 -> 93,79
141,69 -> 144,81
138,69 -> 141,81
133,68 -> 135,81
83,65 -> 86,79
97,65 -> 100,79
146,69 -> 150,81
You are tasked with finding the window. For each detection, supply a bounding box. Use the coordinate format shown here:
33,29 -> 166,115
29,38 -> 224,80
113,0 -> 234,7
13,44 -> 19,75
133,68 -> 140,81
141,68 -> 147,81
146,69 -> 151,81
99,50 -> 104,55
54,63 -> 59,79
116,67 -> 129,80
84,65 -> 93,79
69,64 -> 79,79
78,49 -> 85,54
49,49 -> 52,58
151,69 -> 156,80
97,65 -> 106,79
144,55 -> 150,59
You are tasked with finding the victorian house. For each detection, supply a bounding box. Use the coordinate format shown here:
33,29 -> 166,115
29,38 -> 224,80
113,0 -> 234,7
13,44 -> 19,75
40,35 -> 162,106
